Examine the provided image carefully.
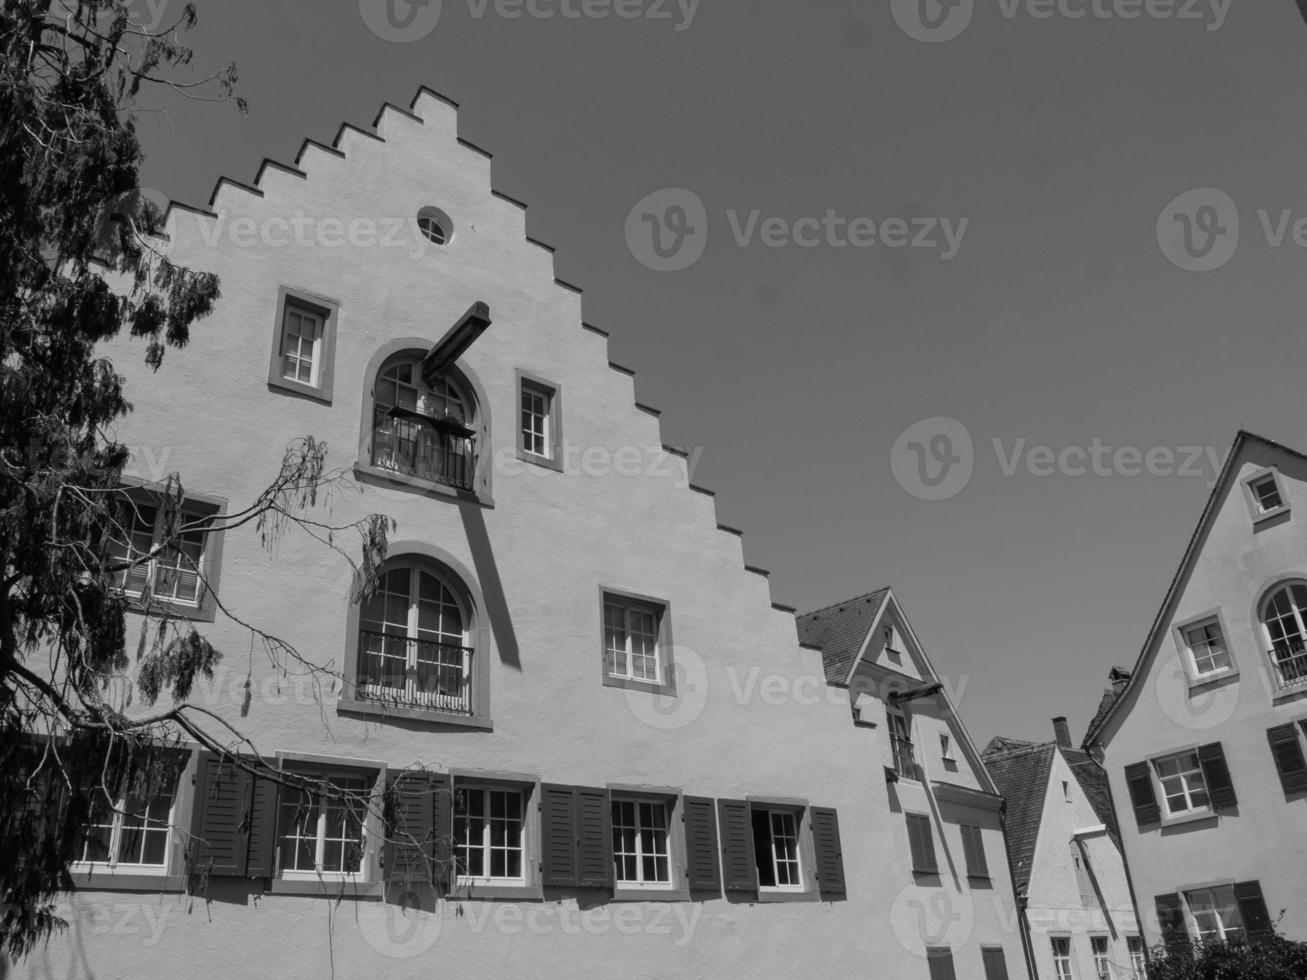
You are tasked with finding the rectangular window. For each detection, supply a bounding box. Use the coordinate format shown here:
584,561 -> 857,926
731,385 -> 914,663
1127,935 -> 1146,977
1250,474 -> 1284,514
906,812 -> 939,875
1152,750 -> 1211,817
1182,619 -> 1232,677
77,766 -> 179,871
1185,885 -> 1246,944
611,797 -> 672,889
981,947 -> 1011,980
603,594 -> 666,687
927,947 -> 958,980
1051,937 -> 1074,980
1090,936 -> 1110,979
455,786 -> 526,885
268,291 -> 337,402
520,383 -> 551,458
276,772 -> 370,878
108,494 -> 216,610
751,807 -> 802,891
960,823 -> 989,879
889,710 -> 920,781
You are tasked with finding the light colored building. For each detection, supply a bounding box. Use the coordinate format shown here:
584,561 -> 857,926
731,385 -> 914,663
799,589 -> 1029,980
18,87 -> 1025,979
1085,430 -> 1307,954
984,720 -> 1144,980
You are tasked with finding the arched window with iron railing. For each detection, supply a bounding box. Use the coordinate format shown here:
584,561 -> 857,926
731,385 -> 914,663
1260,582 -> 1307,692
370,354 -> 477,492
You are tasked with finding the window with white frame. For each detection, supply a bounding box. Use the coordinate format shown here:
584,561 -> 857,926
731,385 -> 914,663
1185,886 -> 1246,944
276,771 -> 370,878
611,797 -> 672,888
1127,936 -> 1145,977
1090,936 -> 1110,979
604,595 -> 663,685
1050,937 -> 1074,980
76,766 -> 179,871
1260,583 -> 1307,690
751,806 -> 803,891
519,380 -> 555,460
108,497 -> 211,607
1182,618 -> 1232,678
454,786 -> 526,885
280,301 -> 324,387
1152,750 -> 1211,817
1249,473 -> 1284,515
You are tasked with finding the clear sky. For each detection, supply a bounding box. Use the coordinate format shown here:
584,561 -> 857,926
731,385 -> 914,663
131,0 -> 1307,747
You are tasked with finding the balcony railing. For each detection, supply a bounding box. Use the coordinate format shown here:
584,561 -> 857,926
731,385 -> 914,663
1270,638 -> 1307,691
371,406 -> 475,492
357,630 -> 473,715
891,734 -> 921,782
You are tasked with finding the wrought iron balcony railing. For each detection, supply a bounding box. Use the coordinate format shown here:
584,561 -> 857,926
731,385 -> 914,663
371,406 -> 475,492
357,630 -> 473,714
891,734 -> 922,782
1270,638 -> 1307,691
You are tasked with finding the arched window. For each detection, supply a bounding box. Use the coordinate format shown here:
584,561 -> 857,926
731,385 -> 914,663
371,354 -> 476,492
1260,583 -> 1307,690
357,559 -> 474,714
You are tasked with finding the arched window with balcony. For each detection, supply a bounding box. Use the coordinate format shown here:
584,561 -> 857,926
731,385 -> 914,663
1260,582 -> 1307,692
369,351 -> 479,493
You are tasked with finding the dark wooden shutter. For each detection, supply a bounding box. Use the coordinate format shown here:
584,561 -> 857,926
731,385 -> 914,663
1155,893 -> 1190,959
190,753 -> 252,876
907,813 -> 938,874
430,772 -> 451,873
245,773 -> 280,878
1234,881 -> 1273,943
981,947 -> 1010,980
1197,742 -> 1237,810
716,799 -> 757,893
1124,762 -> 1160,827
926,947 -> 958,980
682,796 -> 721,892
810,806 -> 846,899
1267,724 -> 1307,795
540,783 -> 579,888
574,787 -> 612,888
961,824 -> 989,878
385,772 -> 435,883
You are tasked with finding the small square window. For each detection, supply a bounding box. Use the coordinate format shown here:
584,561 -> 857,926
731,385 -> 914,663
1242,468 -> 1289,525
1251,475 -> 1283,514
267,290 -> 337,403
75,763 -> 180,872
107,488 -> 223,620
1182,618 -> 1232,677
516,373 -> 562,468
1152,750 -> 1211,817
601,591 -> 674,694
751,806 -> 804,892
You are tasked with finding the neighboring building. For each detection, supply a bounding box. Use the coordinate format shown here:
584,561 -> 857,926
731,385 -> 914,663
799,589 -> 1029,980
19,87 -> 1023,979
984,719 -> 1144,980
1084,430 -> 1307,953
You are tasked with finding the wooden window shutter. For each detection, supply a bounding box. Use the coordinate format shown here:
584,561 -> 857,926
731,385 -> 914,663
716,799 -> 757,894
810,806 -> 846,899
682,796 -> 721,892
907,813 -> 938,874
430,773 -> 452,873
540,783 -> 579,888
926,947 -> 958,980
385,772 -> 436,884
961,824 -> 988,878
1154,893 -> 1190,959
244,773 -> 280,878
1197,742 -> 1237,810
1124,762 -> 1160,827
1267,724 -> 1307,795
189,753 -> 253,876
574,787 -> 612,889
981,947 -> 1011,980
1234,881 -> 1273,943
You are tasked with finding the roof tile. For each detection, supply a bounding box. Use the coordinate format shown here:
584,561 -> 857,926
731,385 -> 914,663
796,589 -> 890,684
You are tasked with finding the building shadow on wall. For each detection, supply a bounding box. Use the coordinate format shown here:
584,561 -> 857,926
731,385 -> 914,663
458,501 -> 520,672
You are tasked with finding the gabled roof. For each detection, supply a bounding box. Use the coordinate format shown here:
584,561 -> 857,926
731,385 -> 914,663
1083,430 -> 1307,748
982,741 -> 1055,895
796,588 -> 889,684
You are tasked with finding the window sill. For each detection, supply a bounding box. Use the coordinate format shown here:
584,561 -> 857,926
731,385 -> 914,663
337,696 -> 494,731
1187,669 -> 1239,694
268,878 -> 383,900
70,871 -> 184,893
603,674 -> 676,697
353,462 -> 492,509
756,888 -> 819,904
1252,505 -> 1291,528
1271,683 -> 1307,706
1159,809 -> 1218,830
516,449 -> 563,473
450,883 -> 544,902
612,886 -> 691,903
122,596 -> 215,624
267,376 -> 332,405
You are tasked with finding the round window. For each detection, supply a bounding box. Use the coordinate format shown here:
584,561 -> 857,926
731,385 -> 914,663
416,206 -> 453,246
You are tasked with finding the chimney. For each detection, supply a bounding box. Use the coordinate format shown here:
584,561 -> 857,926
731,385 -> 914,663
1053,717 -> 1072,749
1108,667 -> 1131,694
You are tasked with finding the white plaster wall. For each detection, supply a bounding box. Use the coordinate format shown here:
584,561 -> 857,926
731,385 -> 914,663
17,92 -> 1020,980
1100,439 -> 1307,947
